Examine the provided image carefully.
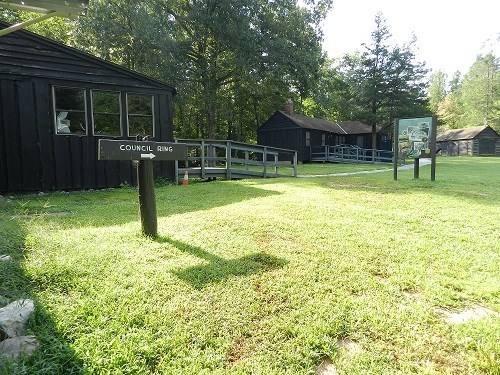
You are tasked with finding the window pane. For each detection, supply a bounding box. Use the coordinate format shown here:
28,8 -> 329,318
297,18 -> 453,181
54,87 -> 87,135
93,91 -> 121,136
128,94 -> 153,137
128,94 -> 152,115
129,116 -> 153,137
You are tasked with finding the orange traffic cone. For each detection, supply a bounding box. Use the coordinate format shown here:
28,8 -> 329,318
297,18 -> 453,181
182,170 -> 189,186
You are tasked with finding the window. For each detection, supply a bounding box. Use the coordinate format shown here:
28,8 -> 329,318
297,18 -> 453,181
321,134 -> 326,146
53,87 -> 87,135
305,131 -> 311,147
92,91 -> 121,136
127,94 -> 153,137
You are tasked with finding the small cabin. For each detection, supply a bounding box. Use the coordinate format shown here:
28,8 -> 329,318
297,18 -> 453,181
436,125 -> 500,156
0,21 -> 176,193
257,100 -> 382,162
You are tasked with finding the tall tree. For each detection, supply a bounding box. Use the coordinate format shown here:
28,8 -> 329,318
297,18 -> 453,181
449,71 -> 462,93
428,70 -> 447,114
71,0 -> 330,140
460,53 -> 500,130
339,13 -> 429,150
301,59 -> 351,120
437,93 -> 463,129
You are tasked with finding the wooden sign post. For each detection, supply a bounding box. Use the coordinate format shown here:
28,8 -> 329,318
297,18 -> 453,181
98,138 -> 187,237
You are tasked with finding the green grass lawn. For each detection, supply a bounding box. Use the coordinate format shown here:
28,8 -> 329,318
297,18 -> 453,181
297,161 -> 392,175
1,157 -> 499,374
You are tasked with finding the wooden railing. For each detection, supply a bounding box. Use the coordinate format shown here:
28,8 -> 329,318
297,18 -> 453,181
174,139 -> 298,183
310,145 -> 394,164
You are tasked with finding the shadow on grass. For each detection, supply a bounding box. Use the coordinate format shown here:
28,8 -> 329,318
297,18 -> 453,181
156,236 -> 288,289
303,158 -> 500,206
0,210 -> 86,374
5,181 -> 281,229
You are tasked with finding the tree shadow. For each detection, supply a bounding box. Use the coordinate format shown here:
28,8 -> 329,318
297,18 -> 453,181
156,236 -> 288,289
303,159 -> 500,207
4,181 -> 281,229
0,208 -> 86,373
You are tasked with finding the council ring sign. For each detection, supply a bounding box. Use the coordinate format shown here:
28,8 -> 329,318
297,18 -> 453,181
98,139 -> 187,161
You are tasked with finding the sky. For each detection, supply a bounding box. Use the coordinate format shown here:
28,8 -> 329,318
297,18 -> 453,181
321,0 -> 500,77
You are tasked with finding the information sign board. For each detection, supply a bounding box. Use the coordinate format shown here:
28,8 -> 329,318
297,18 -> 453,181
98,140 -> 187,161
397,117 -> 434,159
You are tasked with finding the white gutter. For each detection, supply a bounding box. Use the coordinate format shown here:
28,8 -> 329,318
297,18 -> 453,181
0,11 -> 62,36
336,122 -> 348,134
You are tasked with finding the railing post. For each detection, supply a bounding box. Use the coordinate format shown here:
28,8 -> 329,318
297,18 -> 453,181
174,139 -> 179,185
245,150 -> 249,170
293,151 -> 298,177
263,146 -> 267,178
226,141 -> 232,180
201,140 -> 205,178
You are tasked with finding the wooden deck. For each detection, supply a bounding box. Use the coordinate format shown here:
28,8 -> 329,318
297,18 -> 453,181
174,139 -> 298,183
310,145 -> 393,164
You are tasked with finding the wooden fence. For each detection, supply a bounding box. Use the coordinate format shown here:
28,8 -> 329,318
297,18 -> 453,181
174,139 -> 298,183
310,145 -> 393,164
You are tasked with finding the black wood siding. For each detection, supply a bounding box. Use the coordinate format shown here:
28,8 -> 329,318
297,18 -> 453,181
0,25 -> 175,192
437,127 -> 500,156
257,112 -> 376,162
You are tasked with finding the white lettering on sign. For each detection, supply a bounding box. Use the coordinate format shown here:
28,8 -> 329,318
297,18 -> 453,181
120,144 -> 153,152
157,145 -> 173,152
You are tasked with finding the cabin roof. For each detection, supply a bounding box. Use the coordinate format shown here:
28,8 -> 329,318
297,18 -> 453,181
436,125 -> 499,141
278,111 -> 377,134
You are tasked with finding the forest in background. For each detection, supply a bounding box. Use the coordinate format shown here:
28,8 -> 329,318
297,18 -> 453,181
1,1 -> 499,143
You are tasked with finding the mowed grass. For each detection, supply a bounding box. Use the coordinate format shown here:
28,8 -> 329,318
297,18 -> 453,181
0,157 -> 499,374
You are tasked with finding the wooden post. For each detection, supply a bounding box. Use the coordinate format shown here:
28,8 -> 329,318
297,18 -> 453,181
137,159 -> 157,238
430,116 -> 437,181
393,118 -> 399,180
263,147 -> 267,177
293,151 -> 298,177
413,158 -> 419,179
174,140 -> 179,185
201,140 -> 205,179
226,141 -> 232,180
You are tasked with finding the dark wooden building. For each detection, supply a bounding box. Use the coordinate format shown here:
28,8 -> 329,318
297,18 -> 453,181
436,125 -> 500,156
257,100 -> 382,162
0,21 -> 176,193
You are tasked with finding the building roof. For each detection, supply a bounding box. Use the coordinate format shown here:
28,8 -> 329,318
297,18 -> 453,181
279,111 -> 376,134
0,20 -> 176,93
436,125 -> 498,141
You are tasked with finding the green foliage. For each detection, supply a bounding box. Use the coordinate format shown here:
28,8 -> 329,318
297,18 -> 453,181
437,93 -> 463,129
301,59 -> 352,121
428,70 -> 447,114
460,54 -> 500,131
432,54 -> 500,132
71,0 -> 331,140
0,6 -> 76,44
